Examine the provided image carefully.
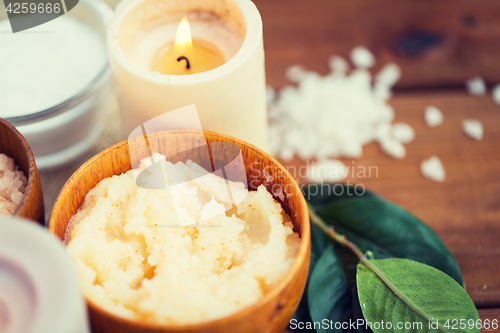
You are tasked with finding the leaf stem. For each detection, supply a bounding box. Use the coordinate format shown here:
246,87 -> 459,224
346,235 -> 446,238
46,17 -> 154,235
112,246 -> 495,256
308,203 -> 364,259
307,203 -> 447,333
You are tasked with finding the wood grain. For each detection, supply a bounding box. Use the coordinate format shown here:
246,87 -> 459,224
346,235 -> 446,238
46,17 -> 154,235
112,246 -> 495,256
250,0 -> 500,319
284,309 -> 500,333
49,130 -> 310,333
254,0 -> 500,90
479,309 -> 500,333
280,91 -> 500,308
38,0 -> 500,328
0,117 -> 44,224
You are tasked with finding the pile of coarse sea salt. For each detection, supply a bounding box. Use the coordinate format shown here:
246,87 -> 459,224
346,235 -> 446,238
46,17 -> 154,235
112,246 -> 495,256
268,46 -> 414,162
0,153 -> 27,215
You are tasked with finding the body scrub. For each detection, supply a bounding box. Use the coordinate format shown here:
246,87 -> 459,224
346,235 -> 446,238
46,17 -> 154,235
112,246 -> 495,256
66,155 -> 300,324
0,153 -> 27,215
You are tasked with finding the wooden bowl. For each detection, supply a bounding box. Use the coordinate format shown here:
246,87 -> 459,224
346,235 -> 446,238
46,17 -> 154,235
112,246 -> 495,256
0,118 -> 44,224
49,129 -> 310,333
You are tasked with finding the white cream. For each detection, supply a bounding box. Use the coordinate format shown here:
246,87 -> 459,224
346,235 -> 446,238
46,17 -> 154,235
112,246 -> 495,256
0,16 -> 107,118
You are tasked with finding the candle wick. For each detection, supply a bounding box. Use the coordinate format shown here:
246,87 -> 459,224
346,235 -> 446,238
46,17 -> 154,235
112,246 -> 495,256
177,56 -> 191,70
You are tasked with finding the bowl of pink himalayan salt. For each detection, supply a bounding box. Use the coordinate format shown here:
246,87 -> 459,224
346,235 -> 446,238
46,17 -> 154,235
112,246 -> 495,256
0,118 -> 44,224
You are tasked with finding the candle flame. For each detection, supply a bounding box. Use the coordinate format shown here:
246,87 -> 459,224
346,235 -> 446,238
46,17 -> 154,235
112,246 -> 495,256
174,17 -> 192,52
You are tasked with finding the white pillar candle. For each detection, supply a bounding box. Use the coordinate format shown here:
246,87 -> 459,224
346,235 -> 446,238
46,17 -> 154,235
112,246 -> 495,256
107,0 -> 269,150
0,217 -> 89,333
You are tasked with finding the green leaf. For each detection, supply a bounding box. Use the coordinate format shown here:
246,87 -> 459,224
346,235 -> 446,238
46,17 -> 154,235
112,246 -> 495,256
317,198 -> 463,286
311,222 -> 329,261
308,244 -> 354,333
357,258 -> 479,333
292,223 -> 331,332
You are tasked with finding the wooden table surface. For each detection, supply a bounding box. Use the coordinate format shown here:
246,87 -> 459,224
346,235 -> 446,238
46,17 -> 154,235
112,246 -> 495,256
251,0 -> 500,331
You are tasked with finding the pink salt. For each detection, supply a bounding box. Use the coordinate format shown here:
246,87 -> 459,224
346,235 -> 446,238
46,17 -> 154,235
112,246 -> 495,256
0,153 -> 27,216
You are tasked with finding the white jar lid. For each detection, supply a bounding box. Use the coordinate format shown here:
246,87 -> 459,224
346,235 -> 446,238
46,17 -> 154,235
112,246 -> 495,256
0,217 -> 89,333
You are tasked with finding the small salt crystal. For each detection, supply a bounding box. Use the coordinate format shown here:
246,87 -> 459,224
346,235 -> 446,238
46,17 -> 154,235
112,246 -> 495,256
3,169 -> 15,179
462,119 -> 483,141
13,178 -> 22,188
285,64 -> 309,83
307,159 -> 347,183
350,46 -> 375,68
465,76 -> 487,96
10,191 -> 23,205
373,83 -> 392,101
0,154 -> 7,171
0,207 -> 10,216
0,154 -> 14,172
379,137 -> 406,159
421,156 -> 445,182
0,153 -> 26,215
349,69 -> 372,90
4,201 -> 17,213
424,106 -> 444,127
328,55 -> 349,76
492,84 -> 500,106
391,123 -> 415,144
375,63 -> 402,87
3,177 -> 13,188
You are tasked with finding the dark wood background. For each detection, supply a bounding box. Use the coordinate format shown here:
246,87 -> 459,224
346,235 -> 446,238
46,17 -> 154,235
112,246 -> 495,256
251,0 -> 500,331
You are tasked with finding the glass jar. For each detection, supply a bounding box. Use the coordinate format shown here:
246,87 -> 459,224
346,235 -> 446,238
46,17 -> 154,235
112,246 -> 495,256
0,0 -> 114,169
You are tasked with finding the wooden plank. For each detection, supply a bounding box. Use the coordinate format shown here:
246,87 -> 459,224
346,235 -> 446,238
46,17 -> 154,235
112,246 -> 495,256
480,309 -> 500,333
254,0 -> 500,90
283,308 -> 500,332
279,91 -> 500,307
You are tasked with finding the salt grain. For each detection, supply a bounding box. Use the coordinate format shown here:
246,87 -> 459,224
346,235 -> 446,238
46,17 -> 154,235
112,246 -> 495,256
285,64 -> 310,83
421,156 -> 445,182
268,46 -> 408,161
379,136 -> 406,159
462,119 -> 483,141
307,159 -> 347,183
10,191 -> 23,205
0,153 -> 27,215
0,154 -> 14,172
350,46 -> 375,68
375,63 -> 402,87
424,106 -> 444,128
492,84 -> 500,106
3,177 -> 13,188
3,170 -> 14,179
465,76 -> 487,96
328,56 -> 349,76
391,123 -> 415,144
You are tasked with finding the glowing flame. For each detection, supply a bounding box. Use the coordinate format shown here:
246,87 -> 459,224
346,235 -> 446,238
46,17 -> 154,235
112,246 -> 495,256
174,17 -> 192,53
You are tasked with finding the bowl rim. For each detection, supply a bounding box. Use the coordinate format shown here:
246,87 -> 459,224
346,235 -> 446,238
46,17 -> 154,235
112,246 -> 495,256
0,117 -> 38,217
49,129 -> 310,330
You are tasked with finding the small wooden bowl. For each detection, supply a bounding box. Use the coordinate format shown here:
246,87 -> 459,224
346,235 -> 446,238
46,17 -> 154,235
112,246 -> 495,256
0,118 -> 44,224
49,129 -> 310,333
